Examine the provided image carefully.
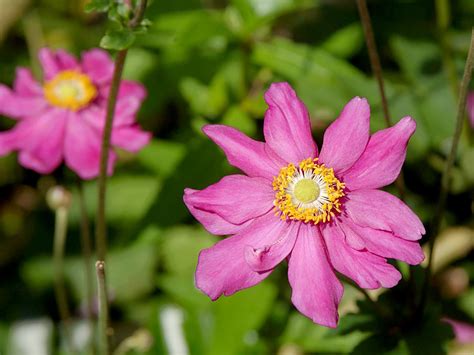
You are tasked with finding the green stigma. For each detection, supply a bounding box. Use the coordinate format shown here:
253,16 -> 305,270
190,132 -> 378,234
294,179 -> 320,203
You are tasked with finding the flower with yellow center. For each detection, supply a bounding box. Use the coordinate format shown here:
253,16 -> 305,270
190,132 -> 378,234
273,158 -> 345,224
43,70 -> 97,111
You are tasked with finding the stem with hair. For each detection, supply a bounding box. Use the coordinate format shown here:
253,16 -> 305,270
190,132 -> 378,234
355,0 -> 406,200
96,261 -> 109,355
94,1 -> 148,353
418,28 -> 474,315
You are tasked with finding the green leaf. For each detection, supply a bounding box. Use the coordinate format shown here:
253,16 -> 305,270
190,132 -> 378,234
138,139 -> 187,177
100,29 -> 136,50
321,23 -> 364,58
84,0 -> 110,13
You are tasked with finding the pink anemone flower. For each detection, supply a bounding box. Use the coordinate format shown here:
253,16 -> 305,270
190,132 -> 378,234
0,48 -> 151,179
183,82 -> 425,328
467,92 -> 474,127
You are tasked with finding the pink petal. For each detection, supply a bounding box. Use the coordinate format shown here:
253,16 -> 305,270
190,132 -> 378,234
203,124 -> 284,180
0,85 -> 48,119
13,68 -> 42,96
38,48 -> 79,80
244,220 -> 299,272
319,97 -> 370,173
287,224 -> 343,328
14,109 -> 66,174
111,126 -> 151,152
263,82 -> 317,164
184,174 -> 274,225
118,81 -> 147,101
467,92 -> 474,128
64,112 -> 115,179
81,48 -> 114,84
344,189 -> 425,241
340,217 -> 425,265
0,130 -> 18,155
342,117 -> 416,190
195,212 -> 283,300
184,188 -> 253,235
442,318 -> 474,344
321,222 -> 401,289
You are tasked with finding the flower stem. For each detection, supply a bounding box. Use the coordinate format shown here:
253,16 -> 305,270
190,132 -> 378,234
96,261 -> 109,355
94,1 -> 148,352
53,206 -> 74,353
419,27 -> 474,315
355,0 -> 406,200
76,178 -> 95,354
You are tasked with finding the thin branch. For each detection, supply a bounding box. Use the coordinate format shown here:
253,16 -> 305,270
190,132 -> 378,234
96,261 -> 109,355
355,0 -> 406,200
419,27 -> 474,315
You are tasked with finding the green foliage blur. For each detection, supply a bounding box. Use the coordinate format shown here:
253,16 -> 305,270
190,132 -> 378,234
0,0 -> 473,354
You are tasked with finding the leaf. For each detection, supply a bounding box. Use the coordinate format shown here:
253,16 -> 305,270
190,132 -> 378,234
84,0 -> 110,13
321,23 -> 364,58
100,29 -> 136,50
137,139 -> 187,177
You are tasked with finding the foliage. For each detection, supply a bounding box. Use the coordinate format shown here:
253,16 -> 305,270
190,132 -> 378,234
0,0 -> 473,354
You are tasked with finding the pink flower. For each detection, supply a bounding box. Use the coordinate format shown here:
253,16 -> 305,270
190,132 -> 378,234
442,318 -> 474,344
0,48 -> 151,179
467,92 -> 474,128
183,82 -> 425,328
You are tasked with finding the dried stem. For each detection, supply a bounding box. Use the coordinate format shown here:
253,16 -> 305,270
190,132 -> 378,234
96,261 -> 109,355
355,0 -> 406,200
419,28 -> 474,313
53,206 -> 74,353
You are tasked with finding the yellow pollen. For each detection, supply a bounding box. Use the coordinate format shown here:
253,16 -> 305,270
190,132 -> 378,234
273,158 -> 345,225
43,70 -> 97,111
294,179 -> 320,203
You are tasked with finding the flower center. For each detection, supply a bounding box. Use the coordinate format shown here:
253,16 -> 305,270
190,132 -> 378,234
43,70 -> 97,111
273,158 -> 345,224
293,179 -> 320,203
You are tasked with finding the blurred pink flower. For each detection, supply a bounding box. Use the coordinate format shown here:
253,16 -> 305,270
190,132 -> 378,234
0,48 -> 151,179
467,92 -> 474,127
184,82 -> 425,328
443,318 -> 474,344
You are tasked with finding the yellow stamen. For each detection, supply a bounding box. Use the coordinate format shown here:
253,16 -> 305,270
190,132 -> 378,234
273,158 -> 345,224
43,70 -> 97,111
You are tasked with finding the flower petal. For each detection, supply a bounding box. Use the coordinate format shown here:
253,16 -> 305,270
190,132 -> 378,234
195,212 -> 283,300
263,82 -> 317,164
0,85 -> 48,118
319,97 -> 370,173
14,109 -> 66,174
13,68 -> 42,96
118,81 -> 147,101
38,48 -> 79,80
344,189 -> 425,241
111,126 -> 151,152
203,124 -> 284,180
64,112 -> 115,179
342,117 -> 416,190
321,222 -> 402,289
339,217 -> 425,265
184,175 -> 274,225
184,188 -> 252,235
81,49 -> 114,84
287,224 -> 343,327
244,220 -> 299,272
0,130 -> 19,155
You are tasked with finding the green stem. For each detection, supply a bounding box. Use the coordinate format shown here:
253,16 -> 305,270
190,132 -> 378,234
94,2 -> 148,353
419,27 -> 474,315
355,0 -> 406,200
53,206 -> 74,353
96,261 -> 109,355
76,179 -> 95,354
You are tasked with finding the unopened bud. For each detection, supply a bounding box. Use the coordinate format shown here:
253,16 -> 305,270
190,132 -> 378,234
46,186 -> 72,210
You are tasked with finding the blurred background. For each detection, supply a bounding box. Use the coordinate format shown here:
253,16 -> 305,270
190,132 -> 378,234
0,0 -> 473,354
